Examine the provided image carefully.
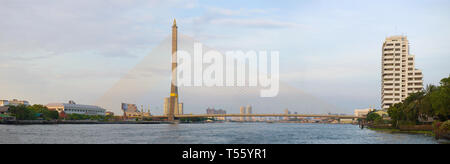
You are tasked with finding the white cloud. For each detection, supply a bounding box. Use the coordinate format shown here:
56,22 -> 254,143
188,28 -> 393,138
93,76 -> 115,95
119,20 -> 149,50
204,6 -> 277,16
210,18 -> 305,28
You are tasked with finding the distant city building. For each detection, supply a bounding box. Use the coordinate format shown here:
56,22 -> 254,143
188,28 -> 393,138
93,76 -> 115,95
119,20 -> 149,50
284,109 -> 290,120
327,113 -> 348,116
382,35 -> 423,109
106,111 -> 114,116
0,100 -> 8,106
206,108 -> 214,114
174,98 -> 179,115
121,103 -> 150,117
206,108 -> 226,120
0,106 -> 9,114
339,119 -> 354,124
240,106 -> 246,121
206,108 -> 226,114
246,105 -> 253,122
0,106 -> 14,121
178,103 -> 183,115
46,100 -> 106,116
354,108 -> 375,117
163,97 -> 169,115
1,99 -> 30,106
122,103 -> 138,113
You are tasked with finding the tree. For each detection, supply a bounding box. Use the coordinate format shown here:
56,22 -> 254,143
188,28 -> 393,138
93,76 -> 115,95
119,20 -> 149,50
366,112 -> 381,122
8,105 -> 37,120
388,75 -> 450,125
28,104 -> 59,120
430,75 -> 450,121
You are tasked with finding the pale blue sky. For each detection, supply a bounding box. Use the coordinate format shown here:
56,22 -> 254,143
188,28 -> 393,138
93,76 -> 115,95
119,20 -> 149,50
0,0 -> 449,114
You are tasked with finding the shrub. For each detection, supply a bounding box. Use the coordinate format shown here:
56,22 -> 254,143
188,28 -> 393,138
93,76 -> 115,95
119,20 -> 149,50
439,120 -> 450,133
398,120 -> 416,126
367,112 -> 381,122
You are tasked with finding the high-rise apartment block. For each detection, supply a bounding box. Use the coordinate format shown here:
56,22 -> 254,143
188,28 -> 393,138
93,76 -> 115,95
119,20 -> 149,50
246,105 -> 253,121
240,106 -> 246,121
381,36 -> 423,110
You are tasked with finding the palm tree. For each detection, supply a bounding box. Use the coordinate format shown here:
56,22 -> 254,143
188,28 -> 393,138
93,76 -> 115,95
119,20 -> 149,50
403,92 -> 425,123
424,84 -> 437,95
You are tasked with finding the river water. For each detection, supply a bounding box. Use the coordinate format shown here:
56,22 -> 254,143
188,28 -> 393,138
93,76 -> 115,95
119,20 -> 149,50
0,123 -> 445,144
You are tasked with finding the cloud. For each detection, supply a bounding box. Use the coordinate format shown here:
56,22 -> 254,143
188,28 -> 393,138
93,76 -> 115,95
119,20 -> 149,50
189,6 -> 294,29
205,7 -> 243,16
210,18 -> 305,28
204,6 -> 277,16
0,0 -> 193,60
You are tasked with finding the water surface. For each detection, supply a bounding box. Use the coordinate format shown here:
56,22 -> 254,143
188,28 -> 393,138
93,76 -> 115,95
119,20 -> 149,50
0,123 -> 443,144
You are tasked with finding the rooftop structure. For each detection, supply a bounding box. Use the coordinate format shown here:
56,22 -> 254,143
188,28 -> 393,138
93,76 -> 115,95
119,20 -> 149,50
46,100 -> 106,116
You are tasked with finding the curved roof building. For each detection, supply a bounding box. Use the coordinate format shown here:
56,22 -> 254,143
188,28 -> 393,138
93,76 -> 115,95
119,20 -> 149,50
46,100 -> 106,116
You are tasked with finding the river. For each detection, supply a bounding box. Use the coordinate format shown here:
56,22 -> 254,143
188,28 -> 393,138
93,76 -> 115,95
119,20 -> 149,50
0,123 -> 445,144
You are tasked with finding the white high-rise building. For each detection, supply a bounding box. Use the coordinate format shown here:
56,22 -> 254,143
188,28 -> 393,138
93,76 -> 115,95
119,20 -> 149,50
178,103 -> 183,115
246,105 -> 252,121
240,106 -> 246,121
163,97 -> 169,115
381,35 -> 423,110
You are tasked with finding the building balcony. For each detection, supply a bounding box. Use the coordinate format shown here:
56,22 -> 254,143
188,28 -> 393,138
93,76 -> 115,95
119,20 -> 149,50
383,66 -> 395,69
383,86 -> 395,89
383,75 -> 395,79
408,80 -> 423,83
382,100 -> 395,104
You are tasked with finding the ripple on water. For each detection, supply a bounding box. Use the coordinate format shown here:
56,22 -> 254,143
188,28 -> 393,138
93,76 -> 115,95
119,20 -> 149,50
0,123 -> 441,144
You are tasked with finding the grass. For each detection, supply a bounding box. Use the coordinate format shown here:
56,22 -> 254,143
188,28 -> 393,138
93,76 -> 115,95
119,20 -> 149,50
368,127 -> 434,136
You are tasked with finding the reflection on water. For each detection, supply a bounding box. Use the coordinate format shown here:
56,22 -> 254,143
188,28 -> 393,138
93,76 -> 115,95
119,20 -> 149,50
0,123 -> 444,144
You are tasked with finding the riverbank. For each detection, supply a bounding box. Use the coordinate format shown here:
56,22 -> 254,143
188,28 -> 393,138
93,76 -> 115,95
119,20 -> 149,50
368,127 -> 434,136
364,121 -> 450,143
0,120 -> 175,125
1,120 -> 357,125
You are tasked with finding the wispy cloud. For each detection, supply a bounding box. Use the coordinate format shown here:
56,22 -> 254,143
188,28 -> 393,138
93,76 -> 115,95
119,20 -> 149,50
210,18 -> 305,28
1,0 -> 449,113
204,6 -> 277,16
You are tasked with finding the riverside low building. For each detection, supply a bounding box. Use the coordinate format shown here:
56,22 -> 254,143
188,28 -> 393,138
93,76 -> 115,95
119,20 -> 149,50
0,99 -> 30,106
354,108 -> 375,117
46,100 -> 106,116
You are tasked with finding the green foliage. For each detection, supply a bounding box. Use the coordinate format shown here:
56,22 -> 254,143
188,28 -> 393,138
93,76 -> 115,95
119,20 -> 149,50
65,113 -> 111,121
7,104 -> 59,120
143,117 -> 153,121
8,105 -> 37,120
366,112 -> 381,122
388,75 -> 450,126
29,104 -> 59,120
180,117 -> 208,123
397,120 -> 416,126
374,117 -> 385,125
429,76 -> 450,121
440,120 -> 450,133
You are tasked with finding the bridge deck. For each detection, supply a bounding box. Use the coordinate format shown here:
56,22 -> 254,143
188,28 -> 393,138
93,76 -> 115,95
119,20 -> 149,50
141,114 -> 363,119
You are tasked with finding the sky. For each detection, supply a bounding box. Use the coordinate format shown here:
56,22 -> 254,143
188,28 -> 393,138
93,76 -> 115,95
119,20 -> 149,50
1,0 -> 449,114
